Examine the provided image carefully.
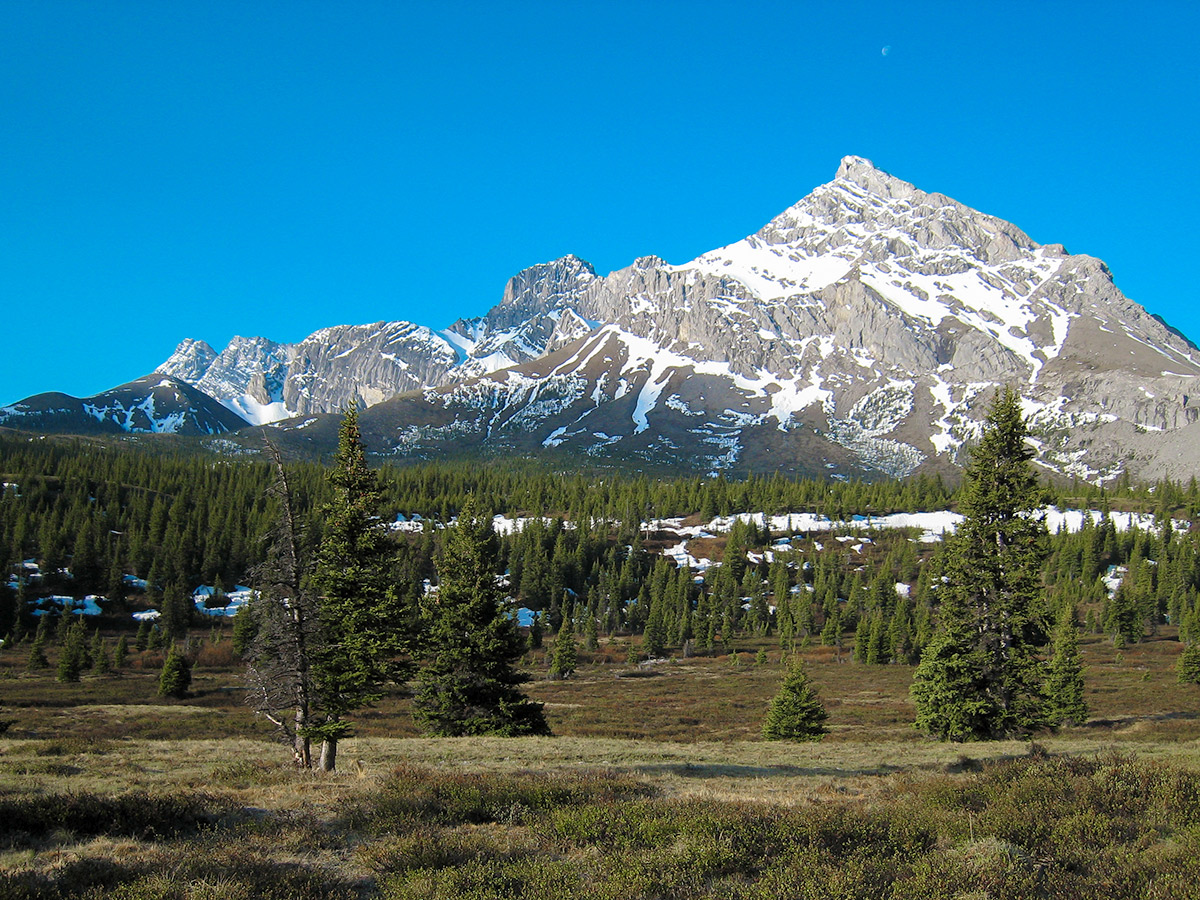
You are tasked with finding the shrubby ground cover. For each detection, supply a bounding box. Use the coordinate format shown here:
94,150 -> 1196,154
3,752 -> 1200,899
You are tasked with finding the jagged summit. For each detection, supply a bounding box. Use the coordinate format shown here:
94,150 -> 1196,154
6,157 -> 1198,483
833,155 -> 913,200
300,155 -> 1198,482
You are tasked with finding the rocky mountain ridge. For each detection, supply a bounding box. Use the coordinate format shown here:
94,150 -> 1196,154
6,156 -> 1199,481
0,375 -> 247,437
252,156 -> 1200,481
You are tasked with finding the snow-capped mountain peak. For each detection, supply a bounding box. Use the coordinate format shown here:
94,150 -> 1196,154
16,156 -> 1197,484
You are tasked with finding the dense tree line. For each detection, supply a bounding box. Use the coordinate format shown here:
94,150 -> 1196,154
2,432 -> 1200,691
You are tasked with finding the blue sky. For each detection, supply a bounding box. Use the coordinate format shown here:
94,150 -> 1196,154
2,1 -> 1197,403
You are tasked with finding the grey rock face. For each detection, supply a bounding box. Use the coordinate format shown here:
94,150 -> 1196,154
301,156 -> 1199,483
158,338 -> 219,383
282,322 -> 460,416
165,155 -> 1200,483
156,257 -> 598,424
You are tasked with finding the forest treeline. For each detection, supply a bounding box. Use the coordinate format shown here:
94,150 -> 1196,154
1,433 -> 1199,666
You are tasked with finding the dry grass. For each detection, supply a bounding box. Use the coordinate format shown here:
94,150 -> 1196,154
6,627 -> 1200,900
4,625 -> 1200,807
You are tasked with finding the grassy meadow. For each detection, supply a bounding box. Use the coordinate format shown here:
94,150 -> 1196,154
4,626 -> 1200,898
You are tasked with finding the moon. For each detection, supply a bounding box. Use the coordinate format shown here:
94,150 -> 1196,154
882,45 -> 891,57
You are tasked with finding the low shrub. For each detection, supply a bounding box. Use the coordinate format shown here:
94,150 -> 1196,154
0,790 -> 233,842
349,765 -> 653,831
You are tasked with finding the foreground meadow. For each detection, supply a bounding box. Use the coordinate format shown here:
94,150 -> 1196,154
4,629 -> 1200,898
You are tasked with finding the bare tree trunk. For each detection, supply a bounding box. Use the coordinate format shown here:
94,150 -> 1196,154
247,440 -> 318,769
318,737 -> 337,772
294,733 -> 312,769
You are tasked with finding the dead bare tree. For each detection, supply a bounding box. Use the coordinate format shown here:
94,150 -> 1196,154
243,440 -> 320,768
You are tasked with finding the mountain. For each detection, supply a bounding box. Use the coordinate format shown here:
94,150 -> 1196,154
0,375 -> 248,436
154,256 -> 601,426
7,156 -> 1200,482
252,156 -> 1200,482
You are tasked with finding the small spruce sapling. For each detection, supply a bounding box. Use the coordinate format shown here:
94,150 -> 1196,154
763,659 -> 829,742
549,630 -> 577,680
1044,604 -> 1088,726
113,634 -> 128,669
27,618 -> 49,670
1178,639 -> 1200,686
56,618 -> 91,683
158,644 -> 192,698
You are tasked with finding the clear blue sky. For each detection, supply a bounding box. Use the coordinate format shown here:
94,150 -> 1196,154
3,0 -> 1197,403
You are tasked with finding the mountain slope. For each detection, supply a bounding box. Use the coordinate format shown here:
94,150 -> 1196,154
255,156 -> 1200,481
9,156 -> 1199,482
0,375 -> 248,436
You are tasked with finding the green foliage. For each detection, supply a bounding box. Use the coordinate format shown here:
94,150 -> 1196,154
230,603 -> 257,656
157,644 -> 192,698
308,408 -> 414,764
0,789 -> 232,839
527,610 -> 543,650
549,630 -> 577,680
56,617 -> 91,683
26,617 -> 49,670
112,634 -> 128,669
913,389 -> 1048,741
159,583 -> 192,641
1044,604 -> 1088,726
762,660 -> 829,741
413,496 -> 549,737
12,751 -> 1200,900
352,765 -> 651,832
90,630 -> 112,675
1178,639 -> 1200,686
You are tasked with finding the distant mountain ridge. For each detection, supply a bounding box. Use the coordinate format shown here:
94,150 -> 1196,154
5,156 -> 1199,481
0,375 -> 247,436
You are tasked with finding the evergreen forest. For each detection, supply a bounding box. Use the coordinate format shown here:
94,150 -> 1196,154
1,431 -> 1199,671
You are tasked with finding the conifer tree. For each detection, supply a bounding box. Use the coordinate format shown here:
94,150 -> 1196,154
308,408 -> 412,771
413,495 -> 549,736
56,618 -> 90,683
27,617 -> 49,670
157,643 -> 192,698
763,659 -> 829,741
548,629 -> 577,680
1178,638 -> 1200,686
1044,604 -> 1088,726
643,590 -> 668,658
244,442 -> 321,768
911,388 -> 1048,740
527,610 -> 544,650
582,607 -> 599,651
231,603 -> 258,656
90,631 -> 111,675
160,583 -> 192,642
820,608 -> 842,648
113,634 -> 128,669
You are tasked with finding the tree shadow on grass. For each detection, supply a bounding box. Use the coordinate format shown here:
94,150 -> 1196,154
633,761 -> 905,779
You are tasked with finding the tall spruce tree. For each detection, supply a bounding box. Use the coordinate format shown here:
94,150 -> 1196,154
413,495 -> 549,736
911,388 -> 1049,740
308,407 -> 412,771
